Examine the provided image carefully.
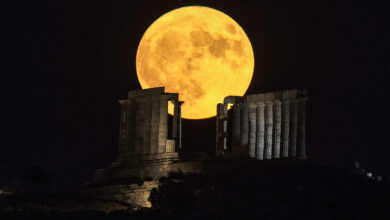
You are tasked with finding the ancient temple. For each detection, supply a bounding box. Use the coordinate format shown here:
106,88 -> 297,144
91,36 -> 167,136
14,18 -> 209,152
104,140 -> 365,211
88,87 -> 308,209
216,89 -> 307,160
92,87 -> 185,184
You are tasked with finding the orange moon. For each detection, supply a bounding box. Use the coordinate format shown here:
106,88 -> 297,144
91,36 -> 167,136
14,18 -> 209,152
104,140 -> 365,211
136,6 -> 254,119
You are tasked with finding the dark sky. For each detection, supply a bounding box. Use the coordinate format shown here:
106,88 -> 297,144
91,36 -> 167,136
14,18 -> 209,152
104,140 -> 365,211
1,0 -> 389,189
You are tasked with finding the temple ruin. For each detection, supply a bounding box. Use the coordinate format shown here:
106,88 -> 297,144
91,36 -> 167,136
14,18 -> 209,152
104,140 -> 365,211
92,87 -> 186,184
88,87 -> 308,209
216,89 -> 307,160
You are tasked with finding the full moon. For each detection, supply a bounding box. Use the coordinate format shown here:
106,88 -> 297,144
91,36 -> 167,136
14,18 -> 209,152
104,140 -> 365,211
136,6 -> 254,119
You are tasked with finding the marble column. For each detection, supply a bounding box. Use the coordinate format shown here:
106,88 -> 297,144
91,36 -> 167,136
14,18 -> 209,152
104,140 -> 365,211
134,99 -> 145,155
232,104 -> 241,152
256,102 -> 265,160
297,97 -> 308,159
127,99 -> 137,156
216,103 -> 227,156
177,101 -> 183,152
248,103 -> 257,158
150,98 -> 160,154
118,100 -> 129,160
216,104 -> 221,156
158,96 -> 168,153
172,101 -> 178,140
264,101 -> 273,159
282,100 -> 290,158
142,99 -> 152,155
290,99 -> 298,157
240,104 -> 249,155
273,100 -> 282,158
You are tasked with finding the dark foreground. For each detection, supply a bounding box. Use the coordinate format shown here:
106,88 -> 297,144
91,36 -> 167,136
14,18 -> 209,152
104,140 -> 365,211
1,160 -> 390,219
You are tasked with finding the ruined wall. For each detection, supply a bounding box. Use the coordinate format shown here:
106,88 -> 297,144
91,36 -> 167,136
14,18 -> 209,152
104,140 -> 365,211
216,89 -> 308,160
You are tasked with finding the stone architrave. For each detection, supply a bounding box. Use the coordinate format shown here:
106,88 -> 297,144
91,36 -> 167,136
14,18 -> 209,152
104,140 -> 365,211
240,104 -> 249,155
297,97 -> 308,159
290,99 -> 298,157
256,102 -> 265,160
282,100 -> 290,157
149,98 -> 160,154
158,96 -> 168,153
142,99 -> 152,155
248,103 -> 257,158
273,100 -> 282,158
264,101 -> 273,159
232,104 -> 241,151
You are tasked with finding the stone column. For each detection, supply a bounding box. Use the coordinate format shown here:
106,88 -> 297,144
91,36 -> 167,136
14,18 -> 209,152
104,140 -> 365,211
256,102 -> 265,160
142,99 -> 152,155
177,101 -> 184,152
216,103 -> 221,156
290,99 -> 298,157
282,100 -> 290,157
297,97 -> 308,159
232,104 -> 241,154
118,100 -> 129,160
150,98 -> 160,154
172,101 -> 178,140
158,96 -> 168,153
134,99 -> 145,155
240,104 -> 249,155
264,101 -> 273,159
216,103 -> 226,156
273,100 -> 282,158
248,103 -> 257,158
127,99 -> 137,156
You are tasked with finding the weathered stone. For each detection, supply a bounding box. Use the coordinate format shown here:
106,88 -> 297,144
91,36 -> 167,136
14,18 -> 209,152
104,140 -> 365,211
134,99 -> 145,155
265,101 -> 273,159
282,100 -> 290,157
177,101 -> 184,151
216,103 -> 228,156
142,100 -> 152,155
297,97 -> 308,159
166,140 -> 175,153
290,99 -> 298,157
158,96 -> 168,153
149,98 -> 160,154
232,104 -> 241,153
92,87 -> 183,189
256,102 -> 265,160
118,100 -> 129,160
273,100 -> 282,158
240,104 -> 249,155
216,88 -> 307,161
248,103 -> 257,157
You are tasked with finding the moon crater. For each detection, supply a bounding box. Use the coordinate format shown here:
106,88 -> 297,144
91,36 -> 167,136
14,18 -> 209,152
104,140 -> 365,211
136,6 -> 254,119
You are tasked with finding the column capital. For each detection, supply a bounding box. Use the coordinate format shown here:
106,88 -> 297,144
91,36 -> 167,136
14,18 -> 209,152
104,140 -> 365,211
118,99 -> 129,105
248,103 -> 257,109
256,101 -> 265,108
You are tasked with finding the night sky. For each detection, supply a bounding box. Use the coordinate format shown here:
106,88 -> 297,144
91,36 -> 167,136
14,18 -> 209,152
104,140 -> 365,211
1,0 -> 389,190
